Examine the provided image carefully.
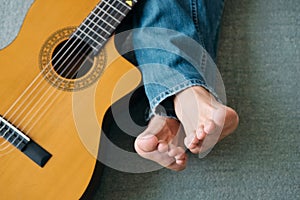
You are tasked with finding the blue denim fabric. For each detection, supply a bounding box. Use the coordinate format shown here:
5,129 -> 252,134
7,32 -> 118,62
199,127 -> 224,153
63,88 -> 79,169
131,0 -> 226,119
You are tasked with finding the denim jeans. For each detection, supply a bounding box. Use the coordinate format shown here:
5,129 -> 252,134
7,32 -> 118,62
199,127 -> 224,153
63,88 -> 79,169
118,0 -> 226,119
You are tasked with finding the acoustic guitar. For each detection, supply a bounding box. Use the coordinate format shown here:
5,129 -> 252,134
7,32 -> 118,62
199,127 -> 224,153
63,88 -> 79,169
0,0 -> 140,199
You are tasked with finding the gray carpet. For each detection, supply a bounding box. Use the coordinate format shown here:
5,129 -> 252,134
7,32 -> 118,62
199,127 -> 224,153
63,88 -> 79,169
1,0 -> 299,199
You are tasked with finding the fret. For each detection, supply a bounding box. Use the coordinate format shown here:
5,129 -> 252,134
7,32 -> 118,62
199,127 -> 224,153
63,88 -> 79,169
72,0 -> 138,52
84,18 -> 111,35
73,31 -> 100,51
100,0 -> 130,17
72,32 -> 95,51
77,27 -> 105,45
112,0 -> 131,14
92,6 -> 125,27
116,0 -> 132,10
90,10 -> 115,29
95,4 -> 121,23
102,0 -> 126,17
80,23 -> 107,41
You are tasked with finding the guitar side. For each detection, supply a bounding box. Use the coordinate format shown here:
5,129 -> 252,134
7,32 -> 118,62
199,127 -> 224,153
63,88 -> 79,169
0,0 -> 141,199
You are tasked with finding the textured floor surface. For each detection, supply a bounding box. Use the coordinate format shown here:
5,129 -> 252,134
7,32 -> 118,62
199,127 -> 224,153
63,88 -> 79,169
1,0 -> 299,199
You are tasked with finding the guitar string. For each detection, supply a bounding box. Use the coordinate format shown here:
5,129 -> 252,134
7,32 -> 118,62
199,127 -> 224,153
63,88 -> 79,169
20,0 -> 131,151
21,0 -> 130,132
0,1 -> 110,132
0,18 -> 101,150
0,0 -> 126,137
0,1 -> 126,152
0,0 -> 133,152
0,0 -> 129,150
10,2 -> 116,127
2,0 -> 126,123
0,0 -> 131,149
0,2 -> 110,151
0,5 -> 103,121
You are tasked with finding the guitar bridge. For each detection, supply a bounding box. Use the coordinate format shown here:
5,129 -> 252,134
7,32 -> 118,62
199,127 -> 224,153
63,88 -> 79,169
0,116 -> 52,167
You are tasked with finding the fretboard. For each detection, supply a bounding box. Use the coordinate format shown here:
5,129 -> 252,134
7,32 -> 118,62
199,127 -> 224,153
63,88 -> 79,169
72,0 -> 137,52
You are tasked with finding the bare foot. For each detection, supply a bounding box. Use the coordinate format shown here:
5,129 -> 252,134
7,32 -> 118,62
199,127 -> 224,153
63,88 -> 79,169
134,115 -> 187,171
174,86 -> 239,156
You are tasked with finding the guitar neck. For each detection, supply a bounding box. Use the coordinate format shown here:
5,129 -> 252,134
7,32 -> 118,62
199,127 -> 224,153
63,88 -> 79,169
72,0 -> 137,52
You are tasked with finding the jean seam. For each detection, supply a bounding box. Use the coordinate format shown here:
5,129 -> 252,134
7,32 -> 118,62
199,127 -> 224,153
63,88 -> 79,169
213,0 -> 225,52
191,0 -> 205,47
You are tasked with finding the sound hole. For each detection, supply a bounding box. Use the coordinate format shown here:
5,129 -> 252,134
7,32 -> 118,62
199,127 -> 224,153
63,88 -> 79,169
52,38 -> 93,79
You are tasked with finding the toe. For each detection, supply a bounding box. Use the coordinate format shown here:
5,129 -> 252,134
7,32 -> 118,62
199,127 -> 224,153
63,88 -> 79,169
203,120 -> 217,135
183,135 -> 203,154
157,141 -> 169,153
175,153 -> 187,166
168,145 -> 185,157
189,146 -> 201,154
184,134 -> 200,149
135,134 -> 158,153
196,125 -> 206,140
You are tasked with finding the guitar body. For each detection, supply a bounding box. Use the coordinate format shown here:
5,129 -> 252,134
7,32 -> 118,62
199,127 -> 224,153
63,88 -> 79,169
0,0 -> 140,199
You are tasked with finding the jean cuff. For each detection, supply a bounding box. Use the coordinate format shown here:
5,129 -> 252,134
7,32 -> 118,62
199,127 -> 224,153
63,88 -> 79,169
146,79 -> 221,121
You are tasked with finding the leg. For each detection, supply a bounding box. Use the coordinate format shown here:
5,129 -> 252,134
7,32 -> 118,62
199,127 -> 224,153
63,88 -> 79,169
132,0 -> 201,171
131,0 -> 238,169
173,0 -> 239,155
